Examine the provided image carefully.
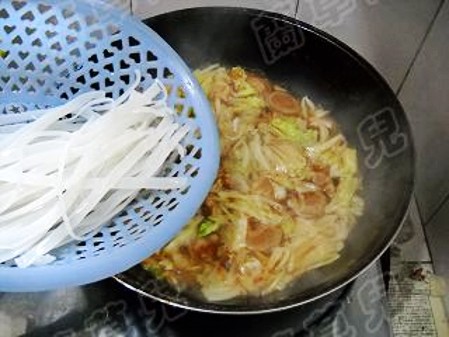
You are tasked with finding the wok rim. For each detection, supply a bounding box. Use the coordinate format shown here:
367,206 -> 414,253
114,6 -> 416,314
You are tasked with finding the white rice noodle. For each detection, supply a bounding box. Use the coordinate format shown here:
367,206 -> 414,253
0,71 -> 190,268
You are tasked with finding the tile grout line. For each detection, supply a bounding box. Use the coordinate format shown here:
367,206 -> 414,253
422,190 -> 449,228
420,0 -> 449,228
395,0 -> 446,95
409,194 -> 435,264
294,0 -> 300,17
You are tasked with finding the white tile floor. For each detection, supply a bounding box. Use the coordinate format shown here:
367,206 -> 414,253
296,0 -> 441,91
131,0 -> 298,18
398,0 -> 449,223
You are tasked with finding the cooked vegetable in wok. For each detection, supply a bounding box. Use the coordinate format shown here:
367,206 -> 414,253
142,65 -> 363,301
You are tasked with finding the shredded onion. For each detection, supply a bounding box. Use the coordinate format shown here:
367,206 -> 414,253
0,71 -> 190,268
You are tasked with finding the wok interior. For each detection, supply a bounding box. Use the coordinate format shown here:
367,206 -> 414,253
121,7 -> 414,312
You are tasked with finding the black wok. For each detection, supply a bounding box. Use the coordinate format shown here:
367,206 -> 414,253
115,7 -> 415,314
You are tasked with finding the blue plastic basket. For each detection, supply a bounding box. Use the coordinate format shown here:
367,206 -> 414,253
0,0 -> 219,291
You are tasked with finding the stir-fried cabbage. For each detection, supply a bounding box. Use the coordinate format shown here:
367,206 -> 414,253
143,66 -> 363,301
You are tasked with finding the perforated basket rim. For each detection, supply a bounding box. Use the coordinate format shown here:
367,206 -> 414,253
0,0 -> 220,292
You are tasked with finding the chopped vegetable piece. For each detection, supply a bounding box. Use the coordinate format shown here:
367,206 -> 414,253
198,217 -> 220,237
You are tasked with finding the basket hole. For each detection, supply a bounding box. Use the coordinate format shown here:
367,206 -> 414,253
174,154 -> 182,164
66,35 -> 77,45
153,214 -> 163,226
68,21 -> 81,32
185,144 -> 194,155
19,76 -> 27,84
43,65 -> 52,74
20,10 -> 34,21
111,39 -> 124,50
55,57 -> 65,66
193,148 -> 202,160
1,76 -> 10,84
190,168 -> 199,178
70,48 -> 81,58
18,51 -> 29,60
85,14 -> 99,26
37,53 -> 46,62
12,35 -> 23,45
129,52 -> 141,63
129,223 -> 139,231
111,230 -> 119,236
62,6 -> 75,18
104,63 -> 114,73
59,67 -> 69,77
4,25 -> 16,34
103,49 -> 114,58
120,74 -> 130,85
93,232 -> 103,239
163,68 -> 174,79
45,30 -> 57,39
173,103 -> 183,115
12,1 -> 26,11
70,87 -> 80,95
167,198 -> 179,211
120,60 -> 130,69
180,186 -> 190,195
60,92 -> 69,100
85,41 -> 96,50
176,86 -> 186,99
105,78 -> 114,88
0,9 -> 9,18
147,51 -> 157,62
147,68 -> 157,79
90,29 -> 103,41
76,75 -> 86,85
194,128 -> 202,139
93,241 -> 103,247
51,42 -> 62,51
107,23 -> 120,35
31,38 -> 42,47
187,107 -> 196,118
25,27 -> 36,35
38,3 -> 52,14
123,218 -> 132,225
27,85 -> 36,93
45,15 -> 58,26
88,54 -> 99,64
94,247 -> 105,255
89,69 -> 99,79
8,60 -> 18,69
128,36 -> 140,47
184,164 -> 192,174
